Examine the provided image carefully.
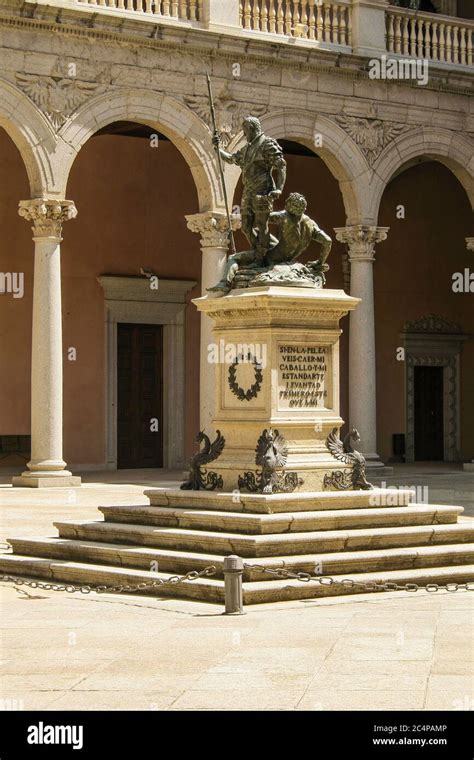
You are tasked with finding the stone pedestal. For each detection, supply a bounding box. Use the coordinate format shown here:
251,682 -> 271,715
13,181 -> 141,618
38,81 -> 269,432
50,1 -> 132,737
193,286 -> 360,492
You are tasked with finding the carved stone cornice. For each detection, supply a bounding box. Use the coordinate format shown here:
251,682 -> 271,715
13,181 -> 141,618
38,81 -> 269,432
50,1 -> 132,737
402,314 -> 463,335
186,211 -> 241,249
466,237 -> 474,252
18,199 -> 77,239
334,225 -> 389,263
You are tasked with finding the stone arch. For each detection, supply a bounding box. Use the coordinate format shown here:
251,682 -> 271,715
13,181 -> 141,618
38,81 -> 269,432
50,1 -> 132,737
369,127 -> 474,219
55,89 -> 221,212
0,77 -> 57,197
224,110 -> 373,225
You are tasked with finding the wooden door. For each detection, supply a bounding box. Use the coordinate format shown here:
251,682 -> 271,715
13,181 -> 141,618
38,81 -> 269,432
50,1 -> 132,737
414,366 -> 444,461
117,323 -> 163,469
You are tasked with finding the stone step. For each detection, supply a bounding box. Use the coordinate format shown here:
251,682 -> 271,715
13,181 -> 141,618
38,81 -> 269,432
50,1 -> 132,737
1,553 -> 473,604
6,537 -> 474,580
241,565 -> 474,604
98,503 -> 462,535
145,487 -> 415,513
52,519 -> 474,557
0,554 -> 223,603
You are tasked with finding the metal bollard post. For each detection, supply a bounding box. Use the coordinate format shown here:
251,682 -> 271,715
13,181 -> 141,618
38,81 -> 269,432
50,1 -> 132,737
223,555 -> 245,615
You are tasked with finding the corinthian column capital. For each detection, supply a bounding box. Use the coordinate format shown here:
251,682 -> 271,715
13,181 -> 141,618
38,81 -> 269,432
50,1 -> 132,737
466,237 -> 474,252
186,211 -> 241,249
334,225 -> 389,262
18,198 -> 77,239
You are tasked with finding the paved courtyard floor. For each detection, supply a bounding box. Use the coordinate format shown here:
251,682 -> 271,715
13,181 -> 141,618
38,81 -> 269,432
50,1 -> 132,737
0,464 -> 473,711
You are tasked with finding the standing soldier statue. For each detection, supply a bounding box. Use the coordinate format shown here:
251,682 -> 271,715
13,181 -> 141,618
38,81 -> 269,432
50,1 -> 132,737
212,116 -> 287,260
207,107 -> 332,294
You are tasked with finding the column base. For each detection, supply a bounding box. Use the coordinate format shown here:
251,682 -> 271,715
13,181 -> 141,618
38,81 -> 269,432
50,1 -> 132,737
463,462 -> 474,472
12,470 -> 82,488
363,454 -> 394,477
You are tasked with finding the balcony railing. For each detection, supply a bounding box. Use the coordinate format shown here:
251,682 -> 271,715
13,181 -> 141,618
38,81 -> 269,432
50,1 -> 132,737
239,0 -> 352,47
386,6 -> 473,66
31,0 -> 474,71
76,0 -> 203,20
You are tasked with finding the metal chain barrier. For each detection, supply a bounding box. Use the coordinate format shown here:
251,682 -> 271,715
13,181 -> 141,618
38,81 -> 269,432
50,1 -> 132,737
244,563 -> 474,594
0,565 -> 217,595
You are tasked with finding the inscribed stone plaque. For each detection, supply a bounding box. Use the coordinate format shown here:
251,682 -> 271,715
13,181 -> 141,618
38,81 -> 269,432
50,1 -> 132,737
278,343 -> 330,410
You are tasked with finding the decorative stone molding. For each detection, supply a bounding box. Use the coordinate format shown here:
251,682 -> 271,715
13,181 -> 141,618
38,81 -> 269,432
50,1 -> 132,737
406,355 -> 458,463
18,199 -> 77,239
403,314 -> 463,334
16,73 -> 100,131
401,316 -> 468,463
205,307 -> 349,329
186,211 -> 241,249
466,237 -> 474,252
334,225 -> 389,262
335,115 -> 411,166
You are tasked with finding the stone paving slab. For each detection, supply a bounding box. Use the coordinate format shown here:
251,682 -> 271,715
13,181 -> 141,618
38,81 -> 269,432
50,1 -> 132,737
1,583 -> 472,712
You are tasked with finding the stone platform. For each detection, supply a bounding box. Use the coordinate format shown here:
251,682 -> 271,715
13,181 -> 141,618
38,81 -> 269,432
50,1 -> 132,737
2,487 -> 474,605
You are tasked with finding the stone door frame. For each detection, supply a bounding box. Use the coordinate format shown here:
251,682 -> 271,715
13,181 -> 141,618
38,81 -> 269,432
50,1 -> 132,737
401,317 -> 468,463
98,276 -> 196,470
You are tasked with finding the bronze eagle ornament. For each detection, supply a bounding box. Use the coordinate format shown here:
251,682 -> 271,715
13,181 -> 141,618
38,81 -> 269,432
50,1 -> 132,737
238,428 -> 303,494
180,430 -> 225,491
324,427 -> 374,491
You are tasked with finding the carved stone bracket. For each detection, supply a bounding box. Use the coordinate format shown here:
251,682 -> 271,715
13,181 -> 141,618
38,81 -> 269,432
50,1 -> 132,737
18,199 -> 77,239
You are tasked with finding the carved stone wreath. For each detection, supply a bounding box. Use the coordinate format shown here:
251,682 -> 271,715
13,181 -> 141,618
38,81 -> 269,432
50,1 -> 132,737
228,353 -> 263,401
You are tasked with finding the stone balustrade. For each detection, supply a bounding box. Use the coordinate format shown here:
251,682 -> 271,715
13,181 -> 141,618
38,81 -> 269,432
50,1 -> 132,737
386,6 -> 473,66
54,0 -> 474,68
77,0 -> 203,21
239,0 -> 352,47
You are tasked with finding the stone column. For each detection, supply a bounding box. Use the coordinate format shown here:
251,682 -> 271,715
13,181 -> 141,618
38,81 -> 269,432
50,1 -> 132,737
334,225 -> 389,468
186,211 -> 240,433
13,199 -> 81,488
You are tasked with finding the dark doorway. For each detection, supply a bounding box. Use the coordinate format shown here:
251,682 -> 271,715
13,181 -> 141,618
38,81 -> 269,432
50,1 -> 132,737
414,366 -> 444,461
117,323 -> 163,469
